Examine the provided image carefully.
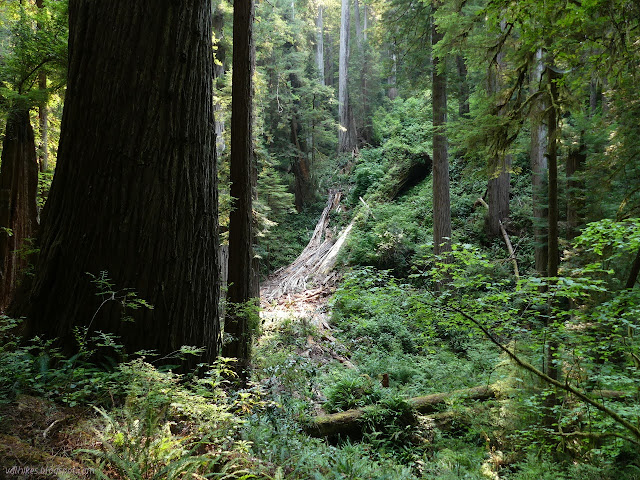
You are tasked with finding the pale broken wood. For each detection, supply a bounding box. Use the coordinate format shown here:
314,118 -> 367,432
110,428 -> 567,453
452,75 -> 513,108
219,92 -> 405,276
262,190 -> 353,301
476,197 -> 519,280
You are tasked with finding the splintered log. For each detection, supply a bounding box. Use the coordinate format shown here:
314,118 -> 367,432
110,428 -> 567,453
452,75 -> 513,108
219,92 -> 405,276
262,190 -> 350,300
305,384 -> 498,438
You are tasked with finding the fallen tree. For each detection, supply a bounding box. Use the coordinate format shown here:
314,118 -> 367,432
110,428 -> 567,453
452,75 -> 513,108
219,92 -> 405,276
261,153 -> 433,302
305,384 -> 499,438
304,383 -> 634,439
261,190 -> 351,300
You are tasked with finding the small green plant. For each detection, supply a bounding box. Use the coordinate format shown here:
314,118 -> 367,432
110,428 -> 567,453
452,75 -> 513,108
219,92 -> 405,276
323,375 -> 382,413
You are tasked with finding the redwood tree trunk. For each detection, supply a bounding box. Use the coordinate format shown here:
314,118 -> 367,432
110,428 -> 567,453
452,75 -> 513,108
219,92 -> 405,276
222,0 -> 255,383
432,6 -> 451,258
0,110 -> 39,311
18,1 -> 220,365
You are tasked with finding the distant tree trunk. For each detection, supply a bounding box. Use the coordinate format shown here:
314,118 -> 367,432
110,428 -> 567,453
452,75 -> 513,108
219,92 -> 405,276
566,137 -> 586,241
353,0 -> 363,50
291,112 -> 313,212
363,4 -> 368,41
456,56 -> 470,118
544,64 -> 561,426
17,0 -> 221,367
324,31 -> 334,87
213,3 -> 228,158
36,0 -> 48,172
387,47 -> 398,100
222,0 -> 256,384
315,6 -> 325,85
486,42 -> 510,238
37,72 -> 48,173
338,0 -> 355,152
589,76 -> 600,116
432,6 -> 451,259
0,109 -> 39,311
530,49 -> 548,277
547,67 -> 560,283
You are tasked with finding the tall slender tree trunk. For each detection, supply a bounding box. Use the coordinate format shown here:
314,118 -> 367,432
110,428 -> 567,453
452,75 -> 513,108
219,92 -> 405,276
530,49 -> 548,277
338,0 -> 355,152
213,3 -> 228,158
315,6 -> 325,85
456,56 -> 470,118
566,137 -> 586,241
353,0 -> 363,50
17,0 -> 221,367
36,0 -> 48,173
291,111 -> 313,212
543,64 -> 562,428
0,109 -> 39,311
486,38 -> 510,238
387,47 -> 398,100
37,73 -> 48,173
432,5 -> 451,259
222,0 -> 256,384
547,67 -> 560,283
324,31 -> 334,87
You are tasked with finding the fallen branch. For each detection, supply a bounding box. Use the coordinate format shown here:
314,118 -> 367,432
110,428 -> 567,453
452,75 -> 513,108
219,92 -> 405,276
476,197 -> 519,280
449,305 -> 640,441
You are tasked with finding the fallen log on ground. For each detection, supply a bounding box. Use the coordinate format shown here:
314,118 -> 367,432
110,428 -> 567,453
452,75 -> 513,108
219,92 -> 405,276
304,384 -> 635,438
305,384 -> 499,438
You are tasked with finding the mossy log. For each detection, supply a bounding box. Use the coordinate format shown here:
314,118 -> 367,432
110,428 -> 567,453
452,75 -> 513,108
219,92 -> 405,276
304,385 -> 635,438
305,384 -> 498,438
371,151 -> 431,202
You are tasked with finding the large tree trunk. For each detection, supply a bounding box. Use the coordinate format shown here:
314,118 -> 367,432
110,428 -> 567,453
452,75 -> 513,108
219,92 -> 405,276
315,6 -> 325,85
222,0 -> 256,384
0,110 -> 39,311
338,0 -> 355,152
17,1 -> 220,366
431,6 -> 451,258
530,49 -> 548,277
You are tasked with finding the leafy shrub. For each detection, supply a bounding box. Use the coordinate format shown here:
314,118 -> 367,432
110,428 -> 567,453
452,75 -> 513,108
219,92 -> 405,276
78,358 -> 263,479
